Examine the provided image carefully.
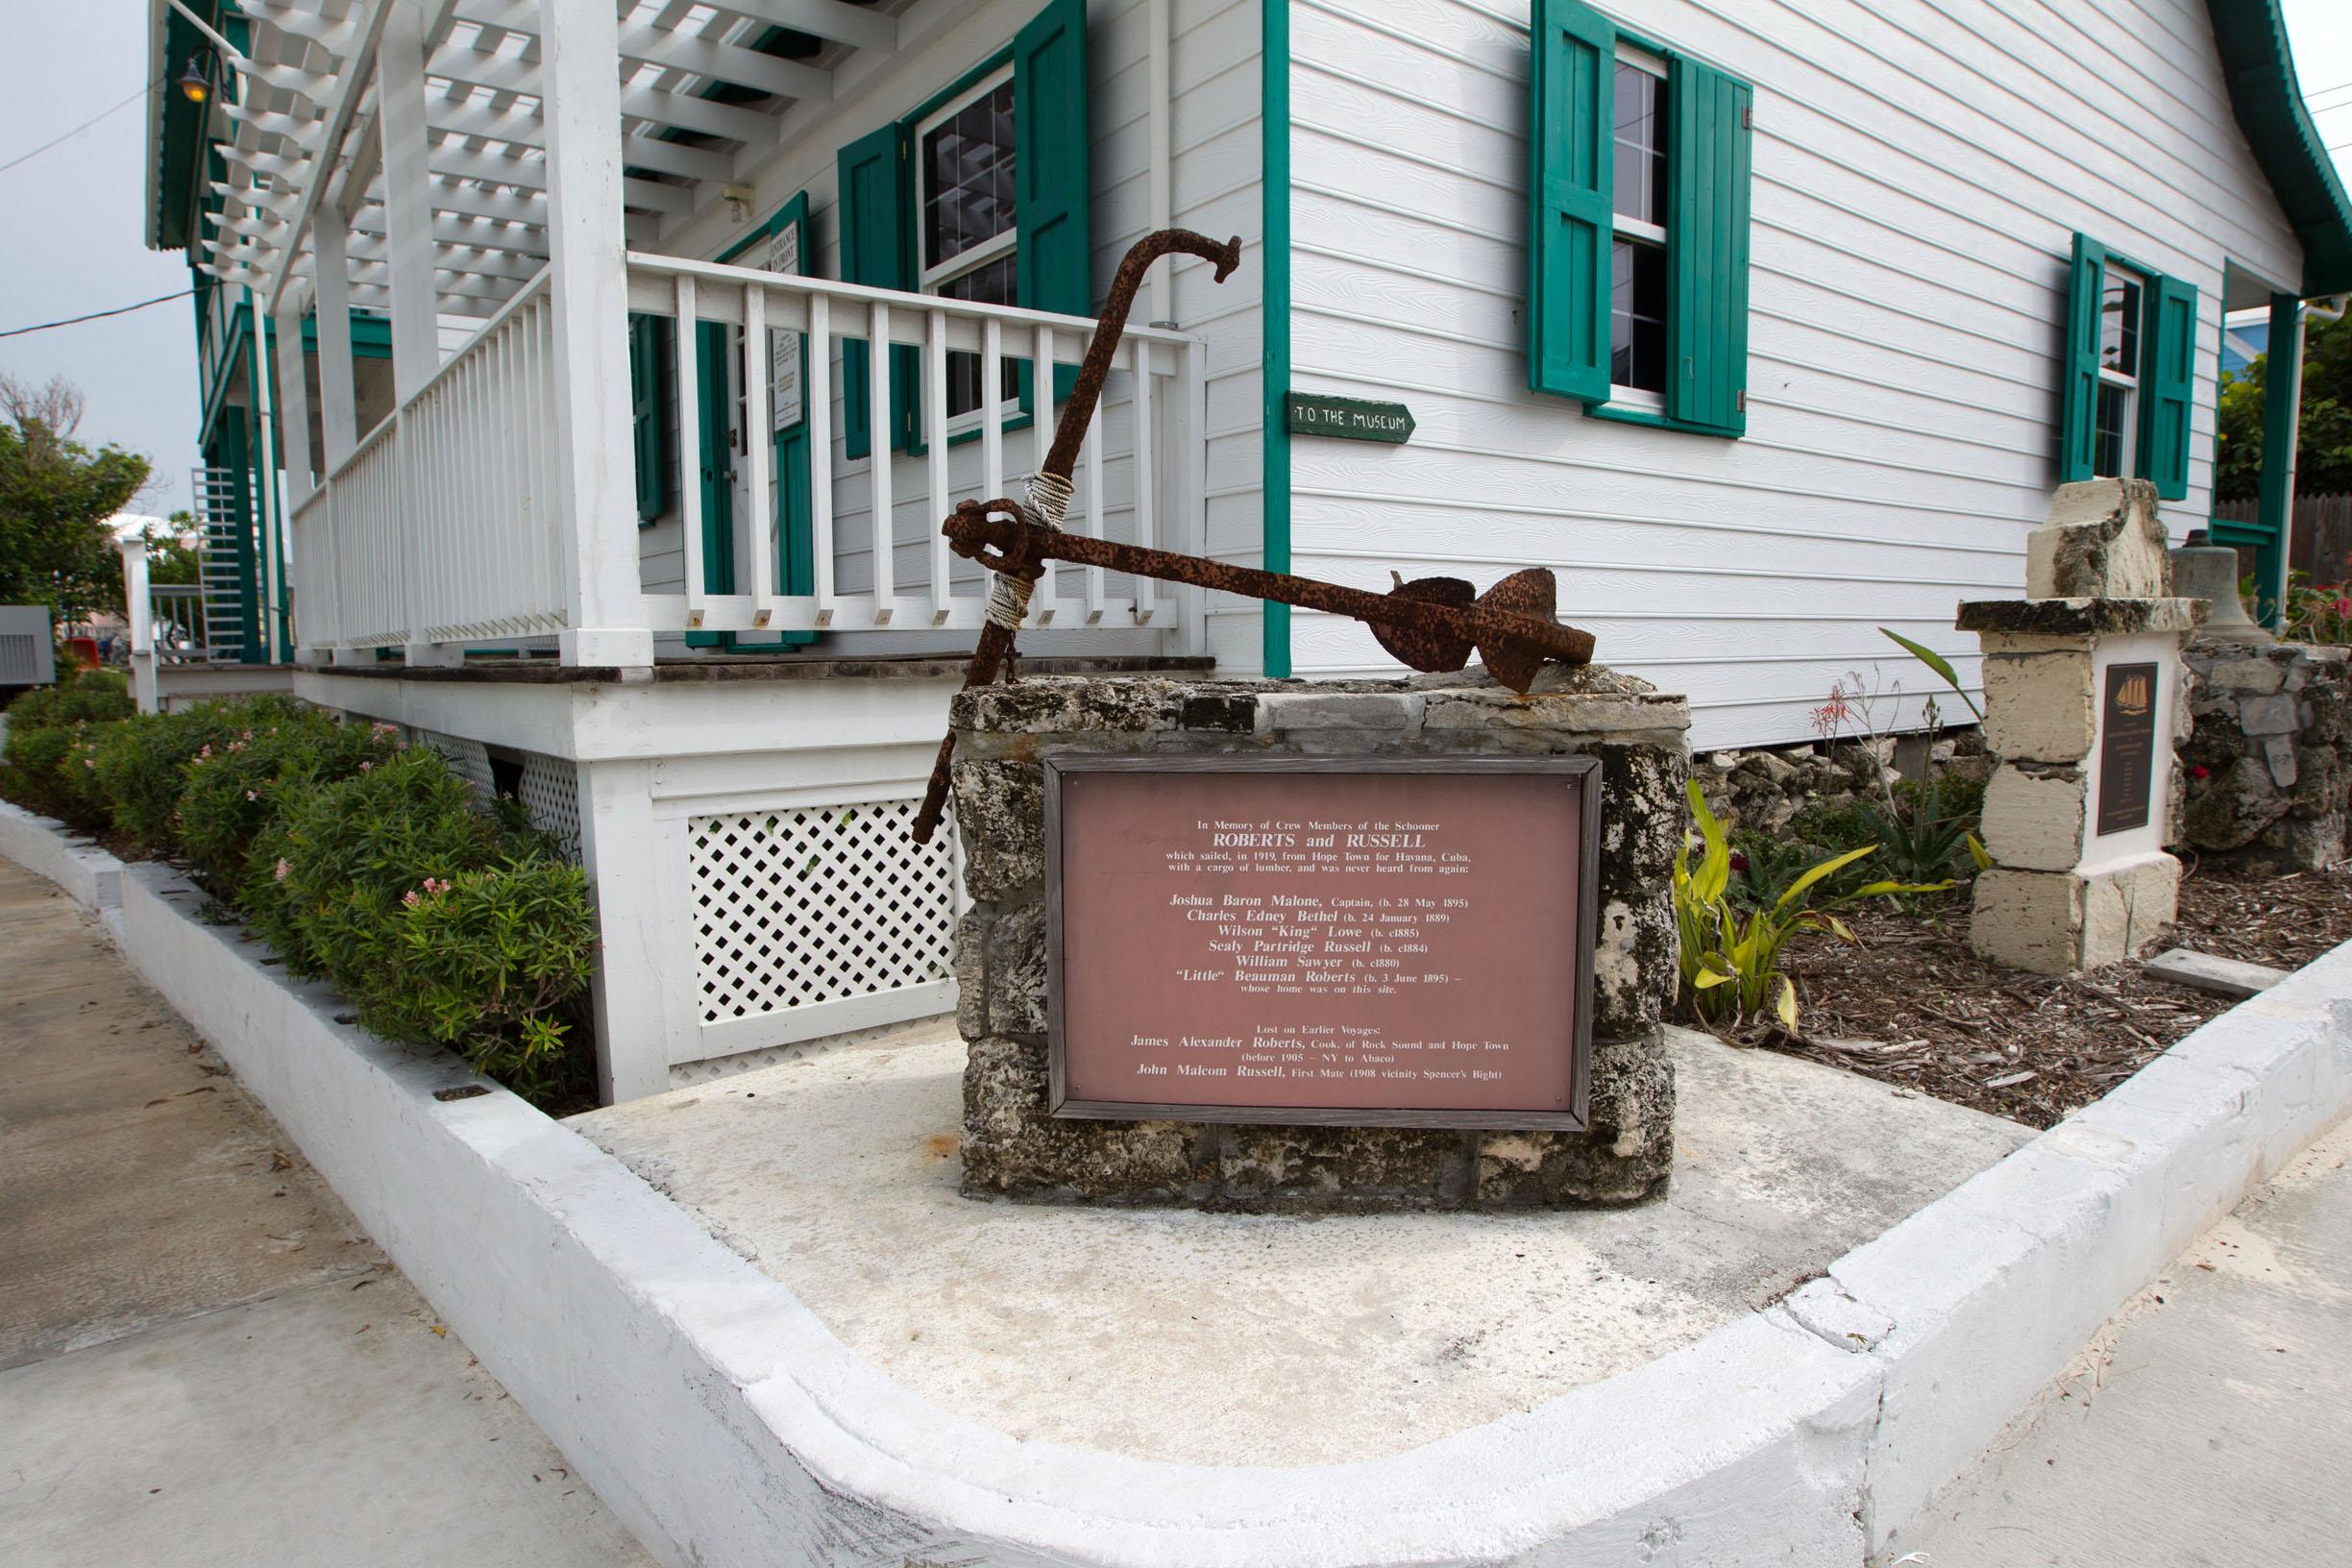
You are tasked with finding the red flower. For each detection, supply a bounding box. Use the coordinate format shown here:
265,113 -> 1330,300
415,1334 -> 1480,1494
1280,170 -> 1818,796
1728,850 -> 1750,872
2191,764 -> 2211,780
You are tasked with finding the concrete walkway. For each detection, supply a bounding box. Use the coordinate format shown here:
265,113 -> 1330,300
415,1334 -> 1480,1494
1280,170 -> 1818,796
0,858 -> 654,1568
1893,1113 -> 2352,1566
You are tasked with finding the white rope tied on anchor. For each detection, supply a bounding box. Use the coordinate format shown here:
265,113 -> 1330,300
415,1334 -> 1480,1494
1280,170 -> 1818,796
983,472 -> 1076,631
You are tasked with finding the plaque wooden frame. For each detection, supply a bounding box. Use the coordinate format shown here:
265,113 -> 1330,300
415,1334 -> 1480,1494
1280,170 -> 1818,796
1041,754 -> 1603,1130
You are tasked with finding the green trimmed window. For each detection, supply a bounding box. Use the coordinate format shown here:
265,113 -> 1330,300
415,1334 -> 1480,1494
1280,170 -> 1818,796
1528,0 -> 1753,435
2059,233 -> 2198,501
835,0 -> 1090,458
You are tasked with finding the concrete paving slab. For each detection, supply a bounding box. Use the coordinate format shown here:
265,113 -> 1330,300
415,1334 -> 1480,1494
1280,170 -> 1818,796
572,1022 -> 2034,1466
0,867 -> 368,1369
0,1269 -> 656,1568
0,857 -> 653,1568
1891,1115 -> 2352,1566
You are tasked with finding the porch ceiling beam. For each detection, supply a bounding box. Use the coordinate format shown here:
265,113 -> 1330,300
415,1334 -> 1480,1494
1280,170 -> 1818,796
223,103 -> 325,151
233,1 -> 365,52
345,281 -> 506,319
426,178 -> 546,225
425,136 -> 695,214
447,1 -> 832,102
712,0 -> 895,54
345,261 -> 521,304
614,17 -> 830,103
350,206 -> 551,257
348,241 -> 549,284
429,97 -> 736,184
259,0 -> 397,318
433,46 -> 783,147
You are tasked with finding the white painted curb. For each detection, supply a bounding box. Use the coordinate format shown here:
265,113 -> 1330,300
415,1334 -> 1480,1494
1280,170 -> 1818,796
0,799 -> 122,913
7,812 -> 2350,1567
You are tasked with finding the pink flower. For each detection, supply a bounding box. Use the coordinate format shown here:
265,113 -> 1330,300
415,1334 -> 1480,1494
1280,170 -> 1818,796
273,858 -> 290,882
2336,598 -> 2350,618
403,890 -> 421,908
371,722 -> 399,737
198,745 -> 211,758
82,758 -> 95,770
358,761 -> 373,772
245,790 -> 258,801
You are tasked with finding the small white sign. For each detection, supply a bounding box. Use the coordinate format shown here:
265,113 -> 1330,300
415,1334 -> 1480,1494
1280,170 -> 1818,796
766,222 -> 802,431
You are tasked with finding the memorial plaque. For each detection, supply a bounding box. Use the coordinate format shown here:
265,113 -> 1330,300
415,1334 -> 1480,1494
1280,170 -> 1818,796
2096,661 -> 2160,836
1044,756 -> 1599,1129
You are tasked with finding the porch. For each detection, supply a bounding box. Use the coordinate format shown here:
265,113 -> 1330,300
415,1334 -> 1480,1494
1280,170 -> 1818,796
175,0 -> 1222,1099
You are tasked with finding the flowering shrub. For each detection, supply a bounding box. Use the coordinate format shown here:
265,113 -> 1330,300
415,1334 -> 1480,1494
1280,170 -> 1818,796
88,698 -> 306,850
2280,570 -> 2352,646
0,669 -> 135,825
176,711 -> 399,901
3,690 -> 595,1109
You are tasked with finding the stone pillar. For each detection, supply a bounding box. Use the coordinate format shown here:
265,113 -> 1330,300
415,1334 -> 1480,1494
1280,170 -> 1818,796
949,668 -> 1690,1210
1960,480 -> 2203,975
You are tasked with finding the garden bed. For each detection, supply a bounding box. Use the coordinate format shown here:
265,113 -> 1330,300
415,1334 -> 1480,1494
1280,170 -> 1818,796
1775,861 -> 2352,1127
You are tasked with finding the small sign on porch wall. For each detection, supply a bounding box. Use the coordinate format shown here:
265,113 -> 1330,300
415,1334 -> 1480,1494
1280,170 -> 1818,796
1285,391 -> 1415,444
767,223 -> 803,431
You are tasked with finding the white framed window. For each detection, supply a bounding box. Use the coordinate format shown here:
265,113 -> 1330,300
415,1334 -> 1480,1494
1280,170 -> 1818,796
1607,46 -> 1671,409
2093,262 -> 2144,479
915,68 -> 1019,427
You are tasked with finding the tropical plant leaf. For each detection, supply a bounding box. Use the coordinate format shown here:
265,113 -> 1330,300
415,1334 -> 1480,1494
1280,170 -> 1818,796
1879,626 -> 1984,721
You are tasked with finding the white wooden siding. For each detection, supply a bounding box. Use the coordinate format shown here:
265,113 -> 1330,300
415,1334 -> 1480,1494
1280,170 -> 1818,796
637,0 -> 1263,663
1286,0 -> 2301,747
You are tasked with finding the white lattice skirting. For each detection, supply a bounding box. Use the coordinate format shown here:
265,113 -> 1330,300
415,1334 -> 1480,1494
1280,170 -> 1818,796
690,798 -> 963,1028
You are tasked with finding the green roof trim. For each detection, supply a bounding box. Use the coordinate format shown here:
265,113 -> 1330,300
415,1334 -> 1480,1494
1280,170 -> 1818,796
2206,0 -> 2352,297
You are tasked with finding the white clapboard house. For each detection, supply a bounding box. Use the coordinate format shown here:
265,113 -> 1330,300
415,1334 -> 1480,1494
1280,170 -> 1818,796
143,0 -> 2352,1101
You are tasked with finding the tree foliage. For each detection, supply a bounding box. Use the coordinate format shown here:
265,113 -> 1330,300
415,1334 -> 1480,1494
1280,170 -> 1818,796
2216,306 -> 2352,502
0,375 -> 151,620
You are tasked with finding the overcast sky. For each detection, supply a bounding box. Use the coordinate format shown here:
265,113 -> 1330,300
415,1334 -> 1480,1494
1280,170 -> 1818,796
0,0 -> 2346,521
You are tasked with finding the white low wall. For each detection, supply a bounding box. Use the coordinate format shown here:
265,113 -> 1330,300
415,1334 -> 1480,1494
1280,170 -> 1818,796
0,799 -> 121,912
8,812 -> 2349,1567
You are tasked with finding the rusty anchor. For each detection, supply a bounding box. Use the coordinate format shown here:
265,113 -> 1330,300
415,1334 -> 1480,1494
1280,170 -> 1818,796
909,229 -> 1597,844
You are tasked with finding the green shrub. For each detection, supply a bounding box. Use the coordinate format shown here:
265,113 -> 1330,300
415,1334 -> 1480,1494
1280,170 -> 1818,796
178,712 -> 399,900
0,670 -> 135,824
244,747 -> 504,985
359,856 -> 597,1100
89,701 -> 302,851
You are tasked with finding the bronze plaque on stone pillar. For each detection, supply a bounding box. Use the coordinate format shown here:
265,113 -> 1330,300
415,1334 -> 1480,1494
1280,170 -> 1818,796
1043,755 -> 1600,1129
2096,662 -> 2160,836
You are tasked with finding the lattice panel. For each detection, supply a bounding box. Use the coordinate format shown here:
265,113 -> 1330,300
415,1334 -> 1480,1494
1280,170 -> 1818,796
690,799 -> 963,1023
416,730 -> 494,801
517,754 -> 580,858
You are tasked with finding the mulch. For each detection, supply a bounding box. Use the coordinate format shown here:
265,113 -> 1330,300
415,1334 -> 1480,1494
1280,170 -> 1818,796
1756,859 -> 2352,1129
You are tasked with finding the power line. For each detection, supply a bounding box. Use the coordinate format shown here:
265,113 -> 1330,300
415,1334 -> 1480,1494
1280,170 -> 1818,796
0,81 -> 159,178
0,289 -> 197,340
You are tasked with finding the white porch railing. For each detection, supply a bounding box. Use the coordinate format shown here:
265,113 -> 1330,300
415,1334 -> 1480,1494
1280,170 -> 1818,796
289,255 -> 1207,658
292,272 -> 568,650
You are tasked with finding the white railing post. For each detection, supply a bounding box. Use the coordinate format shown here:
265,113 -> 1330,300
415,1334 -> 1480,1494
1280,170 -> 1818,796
117,538 -> 159,714
544,0 -> 651,668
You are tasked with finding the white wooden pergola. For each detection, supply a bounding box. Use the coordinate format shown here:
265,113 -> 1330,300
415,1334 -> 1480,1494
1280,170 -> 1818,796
170,0 -> 903,664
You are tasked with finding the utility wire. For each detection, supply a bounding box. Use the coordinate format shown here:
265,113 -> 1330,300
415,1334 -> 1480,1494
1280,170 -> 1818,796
0,289 -> 197,340
0,80 -> 160,178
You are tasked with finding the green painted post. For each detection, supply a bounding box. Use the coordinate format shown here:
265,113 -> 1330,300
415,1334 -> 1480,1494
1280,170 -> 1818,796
1261,0 -> 1291,679
2253,290 -> 2304,627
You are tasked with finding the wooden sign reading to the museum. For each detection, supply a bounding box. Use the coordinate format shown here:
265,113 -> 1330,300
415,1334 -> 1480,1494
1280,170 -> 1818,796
2096,661 -> 2161,836
1044,756 -> 1599,1129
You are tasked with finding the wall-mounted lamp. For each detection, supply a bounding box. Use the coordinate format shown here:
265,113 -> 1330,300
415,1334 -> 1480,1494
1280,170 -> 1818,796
177,57 -> 211,105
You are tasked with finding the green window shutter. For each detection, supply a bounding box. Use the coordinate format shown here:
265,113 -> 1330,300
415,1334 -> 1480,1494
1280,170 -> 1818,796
627,311 -> 671,525
2059,232 -> 2108,483
2138,274 -> 2197,501
1665,56 -> 1753,435
1526,0 -> 1614,402
1016,0 -> 1092,406
836,122 -> 915,459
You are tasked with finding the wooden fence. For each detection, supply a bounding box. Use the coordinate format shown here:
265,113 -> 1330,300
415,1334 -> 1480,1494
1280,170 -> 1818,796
2213,493 -> 2352,583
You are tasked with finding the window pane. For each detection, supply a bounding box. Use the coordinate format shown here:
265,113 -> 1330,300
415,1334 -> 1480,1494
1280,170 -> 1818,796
1611,63 -> 1669,227
938,254 -> 1020,418
922,80 -> 1017,272
1611,236 -> 1668,393
2094,381 -> 2128,478
2099,270 -> 2142,380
